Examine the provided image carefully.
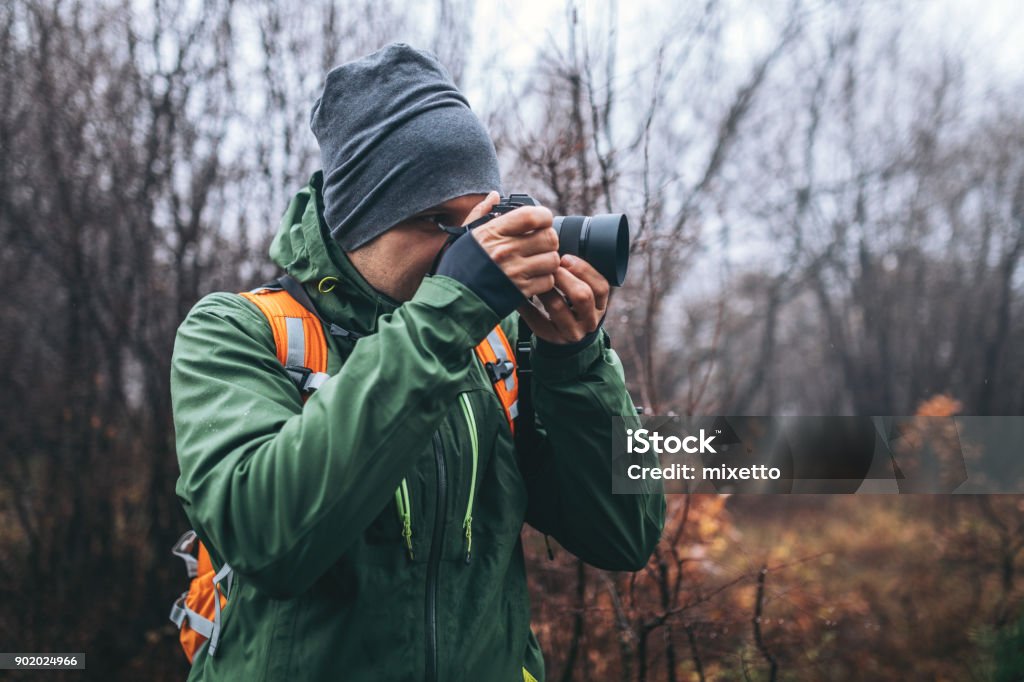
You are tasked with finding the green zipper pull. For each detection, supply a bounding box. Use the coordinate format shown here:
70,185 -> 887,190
544,534 -> 555,561
395,478 -> 414,560
402,516 -> 414,560
458,393 -> 479,564
463,517 -> 473,565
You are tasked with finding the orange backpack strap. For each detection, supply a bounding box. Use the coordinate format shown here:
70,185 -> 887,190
169,531 -> 232,661
239,285 -> 329,393
474,325 -> 519,433
170,283 -> 331,663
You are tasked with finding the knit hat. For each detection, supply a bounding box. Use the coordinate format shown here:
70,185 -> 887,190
310,42 -> 502,251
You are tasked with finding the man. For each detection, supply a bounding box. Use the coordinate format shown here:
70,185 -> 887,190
170,43 -> 664,681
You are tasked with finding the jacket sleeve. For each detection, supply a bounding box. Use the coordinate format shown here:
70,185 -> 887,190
171,276 -> 498,598
511,317 -> 666,571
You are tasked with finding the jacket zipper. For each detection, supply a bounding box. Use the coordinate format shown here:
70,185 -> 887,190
394,478 -> 414,559
426,431 -> 447,682
458,393 -> 479,563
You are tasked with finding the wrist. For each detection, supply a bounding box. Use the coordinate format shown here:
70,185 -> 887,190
533,327 -> 602,358
435,232 -> 523,318
531,327 -> 606,382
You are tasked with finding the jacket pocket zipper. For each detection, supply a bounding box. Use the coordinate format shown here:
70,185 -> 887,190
458,393 -> 479,563
394,478 -> 414,560
398,395 -> 479,562
426,431 -> 447,682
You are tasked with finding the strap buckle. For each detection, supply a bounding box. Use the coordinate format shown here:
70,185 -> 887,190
285,365 -> 330,393
285,365 -> 315,391
515,341 -> 532,376
484,359 -> 515,384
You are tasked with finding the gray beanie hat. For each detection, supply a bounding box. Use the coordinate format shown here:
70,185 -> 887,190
311,43 -> 502,251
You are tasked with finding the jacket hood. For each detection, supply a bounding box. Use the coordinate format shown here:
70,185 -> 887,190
269,170 -> 398,335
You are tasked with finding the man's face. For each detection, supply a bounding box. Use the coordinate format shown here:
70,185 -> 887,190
345,193 -> 488,302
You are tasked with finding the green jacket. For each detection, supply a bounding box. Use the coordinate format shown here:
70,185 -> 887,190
170,171 -> 664,681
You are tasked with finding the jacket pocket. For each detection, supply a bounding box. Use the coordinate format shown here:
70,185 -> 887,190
459,388 -> 527,547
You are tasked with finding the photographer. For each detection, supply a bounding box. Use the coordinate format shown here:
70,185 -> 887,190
170,42 -> 664,682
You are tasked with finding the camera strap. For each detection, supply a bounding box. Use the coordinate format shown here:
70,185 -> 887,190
513,315 -> 540,451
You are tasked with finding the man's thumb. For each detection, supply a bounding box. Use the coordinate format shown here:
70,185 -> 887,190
462,191 -> 500,226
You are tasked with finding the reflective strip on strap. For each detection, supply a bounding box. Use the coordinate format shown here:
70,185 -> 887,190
284,317 -> 305,368
169,592 -> 216,639
185,608 -> 216,640
169,592 -> 189,628
485,329 -> 515,393
238,289 -> 329,400
306,372 -> 330,391
208,563 -> 233,657
473,324 -> 518,434
171,530 -> 199,578
214,562 -> 234,597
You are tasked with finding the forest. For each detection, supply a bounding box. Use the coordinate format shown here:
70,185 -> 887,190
1,0 -> 1022,679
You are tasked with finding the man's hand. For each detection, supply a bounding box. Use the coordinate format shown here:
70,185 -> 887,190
518,255 -> 609,345
465,192 -> 561,298
462,193 -> 608,345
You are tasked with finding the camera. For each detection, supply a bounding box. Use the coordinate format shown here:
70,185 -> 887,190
481,194 -> 630,287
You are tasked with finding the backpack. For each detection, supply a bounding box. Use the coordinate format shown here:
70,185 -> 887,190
169,276 -> 520,662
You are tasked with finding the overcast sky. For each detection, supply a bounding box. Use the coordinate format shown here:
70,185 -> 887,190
462,0 -> 1024,101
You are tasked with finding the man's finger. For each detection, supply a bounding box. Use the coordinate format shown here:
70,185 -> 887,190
560,255 -> 609,311
517,300 -> 558,339
538,289 -> 571,321
553,266 -> 596,320
520,274 -> 556,298
487,205 -> 554,236
537,289 -> 590,343
517,252 -> 561,279
485,228 -> 558,262
514,227 -> 559,257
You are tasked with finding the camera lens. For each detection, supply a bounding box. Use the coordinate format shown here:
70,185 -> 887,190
553,213 -> 630,286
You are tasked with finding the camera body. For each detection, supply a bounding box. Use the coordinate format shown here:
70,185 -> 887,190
481,194 -> 630,287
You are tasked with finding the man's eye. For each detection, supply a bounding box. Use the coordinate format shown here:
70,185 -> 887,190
412,213 -> 467,235
422,215 -> 459,232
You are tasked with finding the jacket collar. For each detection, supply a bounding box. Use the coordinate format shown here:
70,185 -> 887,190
270,171 -> 398,337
